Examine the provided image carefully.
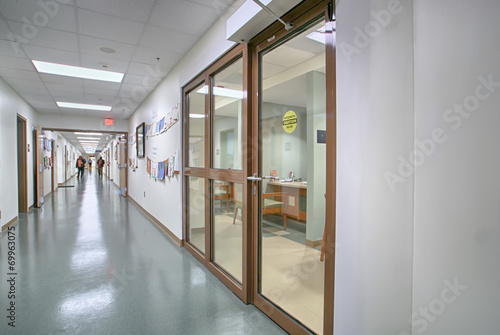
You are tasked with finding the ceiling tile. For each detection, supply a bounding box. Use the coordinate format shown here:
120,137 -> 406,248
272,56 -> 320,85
23,45 -> 80,65
77,9 -> 145,45
7,20 -> 78,52
0,3 -> 78,32
0,39 -> 26,58
76,0 -> 155,23
0,55 -> 34,70
4,77 -> 45,91
51,90 -> 85,101
0,68 -> 39,81
149,1 -> 219,36
132,46 -> 182,68
40,74 -> 84,86
121,73 -> 147,86
79,35 -> 137,61
140,24 -> 199,55
80,53 -> 129,73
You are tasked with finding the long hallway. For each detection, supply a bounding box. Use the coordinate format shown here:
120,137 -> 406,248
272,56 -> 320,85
0,173 -> 286,335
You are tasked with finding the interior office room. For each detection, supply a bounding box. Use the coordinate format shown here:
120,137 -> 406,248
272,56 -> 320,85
1,0 -> 500,334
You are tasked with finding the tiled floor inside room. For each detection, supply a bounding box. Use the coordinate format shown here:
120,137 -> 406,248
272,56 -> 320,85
0,173 -> 287,335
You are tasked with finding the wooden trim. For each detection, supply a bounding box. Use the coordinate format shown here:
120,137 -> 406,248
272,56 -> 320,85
127,196 -> 182,246
17,115 -> 28,213
324,2 -> 337,333
2,216 -> 18,232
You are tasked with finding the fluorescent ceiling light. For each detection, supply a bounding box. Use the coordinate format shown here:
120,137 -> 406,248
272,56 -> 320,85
32,60 -> 124,83
189,114 -> 205,119
77,137 -> 100,140
306,31 -> 325,44
74,132 -> 102,136
57,102 -> 112,111
196,85 -> 243,99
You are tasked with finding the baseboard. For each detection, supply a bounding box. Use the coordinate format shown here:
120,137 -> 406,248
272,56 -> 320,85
306,239 -> 322,248
2,216 -> 18,232
127,196 -> 182,247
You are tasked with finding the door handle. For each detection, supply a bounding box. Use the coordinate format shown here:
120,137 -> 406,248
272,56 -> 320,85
247,175 -> 275,181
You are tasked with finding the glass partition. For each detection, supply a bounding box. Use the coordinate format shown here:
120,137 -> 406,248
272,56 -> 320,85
212,181 -> 243,283
187,176 -> 205,253
187,83 -> 206,167
212,58 -> 243,170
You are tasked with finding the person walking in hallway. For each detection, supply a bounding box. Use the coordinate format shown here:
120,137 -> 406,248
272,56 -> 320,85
76,155 -> 86,179
97,156 -> 105,177
88,158 -> 92,172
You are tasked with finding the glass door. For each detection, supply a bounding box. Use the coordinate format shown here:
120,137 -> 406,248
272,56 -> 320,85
183,44 -> 251,302
251,12 -> 334,334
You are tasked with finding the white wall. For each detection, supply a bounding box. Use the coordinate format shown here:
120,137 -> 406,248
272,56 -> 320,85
335,0 -> 414,334
127,1 -> 243,239
412,1 -> 500,334
0,77 -> 39,225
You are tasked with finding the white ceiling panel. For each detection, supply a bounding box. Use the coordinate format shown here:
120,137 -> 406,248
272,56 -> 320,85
264,45 -> 316,68
0,55 -> 34,71
0,0 -> 245,125
51,90 -> 85,101
5,78 -> 46,91
7,21 -> 78,52
140,24 -> 199,55
132,46 -> 183,68
79,35 -> 137,61
0,68 -> 39,81
121,73 -> 147,86
77,9 -> 145,45
80,53 -> 129,73
28,100 -> 57,110
126,61 -> 170,77
40,74 -> 84,87
149,0 -> 219,36
76,0 -> 155,23
0,3 -> 78,32
23,45 -> 80,66
0,39 -> 25,57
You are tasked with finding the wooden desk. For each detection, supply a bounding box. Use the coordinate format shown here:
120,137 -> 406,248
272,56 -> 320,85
267,181 -> 307,221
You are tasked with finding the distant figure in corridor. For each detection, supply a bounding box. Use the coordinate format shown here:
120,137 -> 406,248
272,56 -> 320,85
88,158 -> 92,172
97,156 -> 105,177
76,155 -> 86,179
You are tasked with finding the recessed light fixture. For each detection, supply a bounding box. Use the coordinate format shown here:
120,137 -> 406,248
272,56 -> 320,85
74,132 -> 102,136
99,47 -> 116,54
77,137 -> 100,140
57,102 -> 112,111
196,85 -> 243,99
32,60 -> 124,83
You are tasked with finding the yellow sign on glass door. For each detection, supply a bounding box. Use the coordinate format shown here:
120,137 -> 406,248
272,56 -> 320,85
282,110 -> 297,133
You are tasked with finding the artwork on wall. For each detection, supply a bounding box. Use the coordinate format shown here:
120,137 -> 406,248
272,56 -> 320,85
136,122 -> 145,158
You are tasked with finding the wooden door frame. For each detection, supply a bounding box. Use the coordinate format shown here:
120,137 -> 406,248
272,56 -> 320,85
249,1 -> 336,334
182,43 -> 252,303
51,139 -> 55,193
17,115 -> 28,213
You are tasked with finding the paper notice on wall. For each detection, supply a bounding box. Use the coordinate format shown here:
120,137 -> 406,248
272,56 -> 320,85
174,149 -> 179,172
152,143 -> 158,158
152,105 -> 158,122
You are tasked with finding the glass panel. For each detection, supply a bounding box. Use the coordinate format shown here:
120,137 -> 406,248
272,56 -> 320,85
187,176 -> 205,253
259,20 -> 326,334
188,83 -> 206,167
212,180 -> 243,283
212,58 -> 243,170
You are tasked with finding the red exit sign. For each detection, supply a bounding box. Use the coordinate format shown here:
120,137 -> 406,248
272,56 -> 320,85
104,119 -> 114,126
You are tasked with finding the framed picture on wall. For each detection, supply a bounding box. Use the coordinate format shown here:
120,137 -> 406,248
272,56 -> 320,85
136,122 -> 145,158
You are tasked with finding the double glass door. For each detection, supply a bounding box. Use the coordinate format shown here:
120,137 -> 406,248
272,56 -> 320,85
184,45 -> 250,301
184,2 -> 335,333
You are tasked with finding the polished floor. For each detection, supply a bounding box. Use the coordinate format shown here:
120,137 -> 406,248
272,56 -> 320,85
0,173 -> 287,335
